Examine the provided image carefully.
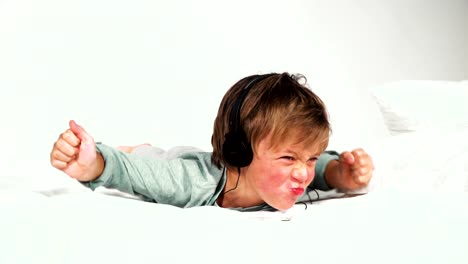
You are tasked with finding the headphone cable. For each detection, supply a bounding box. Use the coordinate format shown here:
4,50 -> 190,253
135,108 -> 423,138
223,167 -> 241,194
296,188 -> 320,210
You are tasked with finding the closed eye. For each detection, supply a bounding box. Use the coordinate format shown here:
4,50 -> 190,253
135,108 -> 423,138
281,156 -> 295,161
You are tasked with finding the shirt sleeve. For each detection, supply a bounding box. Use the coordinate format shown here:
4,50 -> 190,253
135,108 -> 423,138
310,150 -> 340,191
81,143 -> 223,208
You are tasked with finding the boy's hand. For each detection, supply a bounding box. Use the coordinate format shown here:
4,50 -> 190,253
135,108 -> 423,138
50,120 -> 104,182
325,148 -> 374,191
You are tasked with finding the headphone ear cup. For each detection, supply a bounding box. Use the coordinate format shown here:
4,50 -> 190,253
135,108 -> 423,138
222,131 -> 253,168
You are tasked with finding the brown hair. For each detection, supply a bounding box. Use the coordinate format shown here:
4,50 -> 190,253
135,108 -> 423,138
211,72 -> 331,169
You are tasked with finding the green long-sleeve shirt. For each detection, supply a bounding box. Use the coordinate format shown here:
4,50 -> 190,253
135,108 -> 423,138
83,143 -> 339,211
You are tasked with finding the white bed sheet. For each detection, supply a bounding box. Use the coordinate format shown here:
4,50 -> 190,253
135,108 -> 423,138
1,190 -> 467,264
1,79 -> 467,264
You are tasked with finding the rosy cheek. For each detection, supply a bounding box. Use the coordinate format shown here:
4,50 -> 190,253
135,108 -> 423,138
253,166 -> 284,190
263,168 -> 290,189
272,170 -> 289,186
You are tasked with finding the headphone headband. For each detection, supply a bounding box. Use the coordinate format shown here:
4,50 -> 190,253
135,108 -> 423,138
223,73 -> 274,168
229,75 -> 264,133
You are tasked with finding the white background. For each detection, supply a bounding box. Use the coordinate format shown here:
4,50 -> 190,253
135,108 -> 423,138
0,0 -> 467,188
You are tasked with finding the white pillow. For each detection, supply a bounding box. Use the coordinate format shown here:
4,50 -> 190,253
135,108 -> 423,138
370,80 -> 468,135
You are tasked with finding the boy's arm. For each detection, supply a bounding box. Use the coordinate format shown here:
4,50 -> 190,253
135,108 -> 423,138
311,149 -> 374,191
310,151 -> 339,191
81,143 -> 223,207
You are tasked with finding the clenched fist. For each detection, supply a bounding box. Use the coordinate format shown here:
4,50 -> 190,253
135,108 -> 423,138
325,148 -> 374,191
50,120 -> 104,182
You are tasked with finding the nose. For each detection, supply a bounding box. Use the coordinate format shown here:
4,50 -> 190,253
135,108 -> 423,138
291,163 -> 308,183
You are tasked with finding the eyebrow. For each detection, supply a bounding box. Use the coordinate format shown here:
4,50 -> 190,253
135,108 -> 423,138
282,148 -> 320,159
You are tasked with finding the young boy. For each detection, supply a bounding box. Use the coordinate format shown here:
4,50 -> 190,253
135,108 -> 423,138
50,72 -> 374,211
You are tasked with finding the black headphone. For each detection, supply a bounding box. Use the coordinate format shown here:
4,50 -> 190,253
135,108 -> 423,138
222,74 -> 274,167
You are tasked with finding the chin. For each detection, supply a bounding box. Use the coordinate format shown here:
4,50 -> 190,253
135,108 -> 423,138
270,201 -> 295,211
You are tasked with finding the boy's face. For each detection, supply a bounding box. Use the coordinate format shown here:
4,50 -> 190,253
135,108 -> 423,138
245,134 -> 322,211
